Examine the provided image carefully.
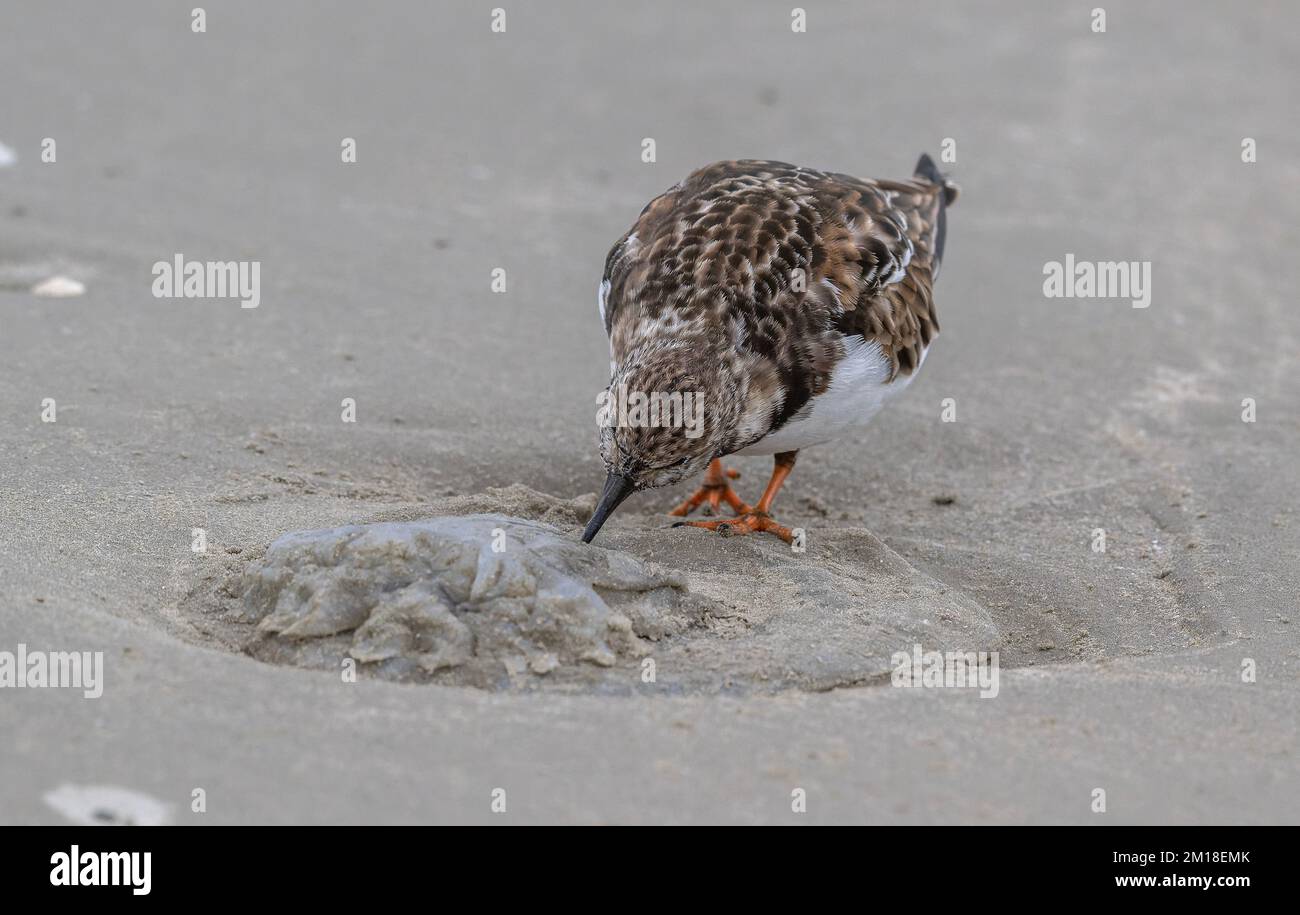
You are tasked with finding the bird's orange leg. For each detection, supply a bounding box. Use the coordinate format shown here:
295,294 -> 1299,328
673,451 -> 799,543
669,458 -> 748,517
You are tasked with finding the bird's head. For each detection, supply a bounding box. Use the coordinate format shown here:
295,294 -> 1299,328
582,345 -> 731,543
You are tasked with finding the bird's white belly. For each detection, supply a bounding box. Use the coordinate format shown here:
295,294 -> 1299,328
735,337 -> 924,455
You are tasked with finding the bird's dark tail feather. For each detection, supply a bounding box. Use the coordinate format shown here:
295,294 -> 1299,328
915,152 -> 959,205
915,152 -> 958,272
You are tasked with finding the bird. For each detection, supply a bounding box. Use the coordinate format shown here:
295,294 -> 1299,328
582,154 -> 958,545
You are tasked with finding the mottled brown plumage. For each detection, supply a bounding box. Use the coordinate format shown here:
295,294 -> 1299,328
584,155 -> 957,544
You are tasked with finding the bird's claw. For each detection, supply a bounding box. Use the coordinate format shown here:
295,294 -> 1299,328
668,462 -> 749,517
672,511 -> 795,544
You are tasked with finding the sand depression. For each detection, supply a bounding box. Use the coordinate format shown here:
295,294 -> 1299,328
181,485 -> 1000,694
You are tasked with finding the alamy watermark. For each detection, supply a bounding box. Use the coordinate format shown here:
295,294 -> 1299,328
50,846 -> 150,895
0,644 -> 103,698
891,644 -> 1000,698
1043,254 -> 1151,308
152,253 -> 261,308
597,385 -> 705,439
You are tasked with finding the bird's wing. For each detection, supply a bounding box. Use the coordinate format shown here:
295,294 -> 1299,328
598,160 -> 947,406
598,160 -> 822,341
805,170 -> 946,381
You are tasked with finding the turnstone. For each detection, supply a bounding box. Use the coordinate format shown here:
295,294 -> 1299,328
582,155 -> 958,544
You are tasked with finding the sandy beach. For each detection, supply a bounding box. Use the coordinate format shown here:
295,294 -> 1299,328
2,0 -> 1297,823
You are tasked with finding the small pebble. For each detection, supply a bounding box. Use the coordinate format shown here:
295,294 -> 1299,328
43,784 -> 172,826
31,276 -> 86,297
529,653 -> 559,675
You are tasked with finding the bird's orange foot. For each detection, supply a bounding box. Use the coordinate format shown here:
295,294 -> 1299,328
668,461 -> 748,517
673,511 -> 794,544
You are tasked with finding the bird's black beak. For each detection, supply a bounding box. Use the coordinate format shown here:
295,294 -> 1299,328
582,472 -> 635,543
